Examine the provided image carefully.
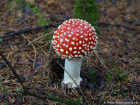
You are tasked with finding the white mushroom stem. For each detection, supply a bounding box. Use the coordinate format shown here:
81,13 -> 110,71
62,59 -> 82,88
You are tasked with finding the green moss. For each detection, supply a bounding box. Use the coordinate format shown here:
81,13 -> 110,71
27,3 -> 34,7
31,8 -> 40,15
8,0 -> 52,41
38,18 -> 49,26
74,0 -> 100,33
31,7 -> 52,41
106,71 -> 111,85
0,39 -> 3,43
47,93 -> 84,105
2,84 -> 8,94
45,34 -> 53,41
41,31 -> 53,41
8,0 -> 34,12
31,8 -> 51,26
112,63 -> 128,82
89,71 -> 96,83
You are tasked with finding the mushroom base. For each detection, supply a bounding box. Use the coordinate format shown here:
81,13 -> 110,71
62,59 -> 82,88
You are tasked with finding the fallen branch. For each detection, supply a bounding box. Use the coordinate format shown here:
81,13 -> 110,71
120,68 -> 140,78
0,75 -> 14,105
0,50 -> 84,105
99,22 -> 136,30
0,24 -> 59,40
95,26 -> 137,43
0,51 -> 28,92
28,31 -> 54,45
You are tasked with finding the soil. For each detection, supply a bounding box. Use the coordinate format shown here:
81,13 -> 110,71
0,0 -> 140,105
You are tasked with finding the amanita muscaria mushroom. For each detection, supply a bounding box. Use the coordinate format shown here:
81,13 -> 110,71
52,19 -> 98,88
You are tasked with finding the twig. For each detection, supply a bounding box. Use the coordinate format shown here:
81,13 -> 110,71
0,75 -> 14,105
57,61 -> 88,104
94,50 -> 119,80
0,51 -> 28,92
85,89 -> 107,102
120,68 -> 140,78
0,51 -> 84,105
27,98 -> 45,105
9,61 -> 31,65
120,86 -> 131,102
38,46 -> 48,57
21,34 -> 37,69
103,84 -> 118,96
48,42 -> 53,59
0,49 -> 6,53
28,31 -> 54,45
99,22 -> 136,31
0,24 -> 59,40
95,26 -> 137,43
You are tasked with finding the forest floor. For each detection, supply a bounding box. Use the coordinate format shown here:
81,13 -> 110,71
0,0 -> 140,105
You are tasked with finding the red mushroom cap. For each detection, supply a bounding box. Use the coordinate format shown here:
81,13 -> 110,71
52,19 -> 98,60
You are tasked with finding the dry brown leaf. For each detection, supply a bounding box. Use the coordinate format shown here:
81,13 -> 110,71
25,0 -> 34,4
103,48 -> 108,53
46,0 -> 55,5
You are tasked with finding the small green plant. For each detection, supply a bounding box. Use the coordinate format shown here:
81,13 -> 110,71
31,7 -> 52,41
8,0 -> 52,41
8,0 -> 34,12
103,93 -> 107,99
41,32 -> 53,41
31,7 -> 51,26
38,17 -> 49,26
89,71 -> 96,82
27,3 -> 34,7
91,101 -> 94,105
31,102 -> 34,105
112,63 -> 128,82
47,93 -> 84,105
2,84 -> 8,94
47,73 -> 49,76
116,68 -> 128,82
46,61 -> 52,66
17,87 -> 28,98
46,34 -> 53,41
17,87 -> 23,92
31,7 -> 53,41
9,0 -> 25,12
31,8 -> 40,15
104,54 -> 108,61
17,87 -> 24,98
34,80 -> 37,83
74,0 -> 100,33
111,90 -> 117,96
106,71 -> 111,85
117,94 -> 123,98
6,73 -> 9,76
135,59 -> 139,64
115,68 -> 122,76
83,59 -> 88,63
0,39 -> 2,43
0,13 -> 4,15
17,40 -> 20,43
111,86 -> 124,98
